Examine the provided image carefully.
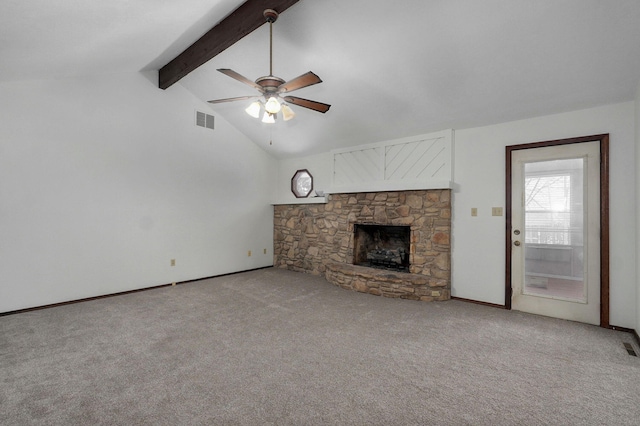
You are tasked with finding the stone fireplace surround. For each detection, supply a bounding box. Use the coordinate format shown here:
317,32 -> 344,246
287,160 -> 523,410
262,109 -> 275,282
273,190 -> 451,301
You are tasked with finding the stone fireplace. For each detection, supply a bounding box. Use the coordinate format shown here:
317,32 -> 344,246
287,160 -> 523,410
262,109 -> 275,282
273,190 -> 451,301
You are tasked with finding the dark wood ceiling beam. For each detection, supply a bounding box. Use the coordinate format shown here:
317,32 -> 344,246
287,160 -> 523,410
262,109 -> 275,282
159,0 -> 300,90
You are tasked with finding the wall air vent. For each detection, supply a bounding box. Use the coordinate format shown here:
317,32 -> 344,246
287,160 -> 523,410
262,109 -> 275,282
195,111 -> 215,130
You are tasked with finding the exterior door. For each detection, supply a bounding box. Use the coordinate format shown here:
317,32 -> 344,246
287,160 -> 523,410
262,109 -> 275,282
506,136 -> 609,326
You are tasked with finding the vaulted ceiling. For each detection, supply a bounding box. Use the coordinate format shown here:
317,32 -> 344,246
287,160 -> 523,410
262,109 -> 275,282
2,0 -> 640,159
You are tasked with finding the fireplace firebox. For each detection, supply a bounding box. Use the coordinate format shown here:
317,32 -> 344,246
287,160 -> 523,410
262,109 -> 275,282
353,224 -> 410,272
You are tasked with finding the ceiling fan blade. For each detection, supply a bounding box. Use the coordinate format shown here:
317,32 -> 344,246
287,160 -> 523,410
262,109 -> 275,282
207,96 -> 256,104
283,96 -> 331,113
217,69 -> 263,91
278,71 -> 322,93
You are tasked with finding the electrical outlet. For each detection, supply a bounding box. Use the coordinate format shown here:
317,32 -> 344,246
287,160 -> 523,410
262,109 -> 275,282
492,207 -> 503,216
432,290 -> 441,297
170,259 -> 175,266
248,250 -> 252,257
471,208 -> 477,217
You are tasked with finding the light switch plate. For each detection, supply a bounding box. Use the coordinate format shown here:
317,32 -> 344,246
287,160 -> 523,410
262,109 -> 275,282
492,207 -> 503,216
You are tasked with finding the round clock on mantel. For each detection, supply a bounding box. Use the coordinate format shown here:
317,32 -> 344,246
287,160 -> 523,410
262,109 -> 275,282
291,169 -> 313,198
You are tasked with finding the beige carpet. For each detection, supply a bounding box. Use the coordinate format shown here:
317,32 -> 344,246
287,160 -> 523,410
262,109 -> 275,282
1,268 -> 639,425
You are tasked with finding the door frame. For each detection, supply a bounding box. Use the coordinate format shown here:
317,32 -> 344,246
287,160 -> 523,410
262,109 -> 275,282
505,134 -> 610,327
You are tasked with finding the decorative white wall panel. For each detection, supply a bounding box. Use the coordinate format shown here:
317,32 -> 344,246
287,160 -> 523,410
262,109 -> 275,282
333,147 -> 383,187
330,130 -> 453,193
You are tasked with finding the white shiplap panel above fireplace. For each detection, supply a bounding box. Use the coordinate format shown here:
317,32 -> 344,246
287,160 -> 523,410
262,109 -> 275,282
329,130 -> 453,194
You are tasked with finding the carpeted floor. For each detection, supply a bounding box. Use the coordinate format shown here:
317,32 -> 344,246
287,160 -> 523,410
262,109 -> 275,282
1,268 -> 639,425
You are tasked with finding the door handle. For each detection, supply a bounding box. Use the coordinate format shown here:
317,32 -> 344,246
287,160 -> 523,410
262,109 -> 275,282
514,241 -> 521,246
514,229 -> 521,235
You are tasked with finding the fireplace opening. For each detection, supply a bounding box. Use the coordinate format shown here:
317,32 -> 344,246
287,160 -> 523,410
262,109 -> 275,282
353,224 -> 410,272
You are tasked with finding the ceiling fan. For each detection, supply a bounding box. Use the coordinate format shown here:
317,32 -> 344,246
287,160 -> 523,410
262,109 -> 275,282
207,8 -> 330,123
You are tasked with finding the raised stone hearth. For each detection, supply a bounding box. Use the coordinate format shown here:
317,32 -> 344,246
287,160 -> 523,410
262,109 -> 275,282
325,262 -> 450,301
273,190 -> 451,301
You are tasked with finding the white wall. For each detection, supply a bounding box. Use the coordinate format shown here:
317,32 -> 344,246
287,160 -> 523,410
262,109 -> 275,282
0,72 -> 277,313
636,82 -> 640,334
453,102 -> 636,328
275,102 -> 637,328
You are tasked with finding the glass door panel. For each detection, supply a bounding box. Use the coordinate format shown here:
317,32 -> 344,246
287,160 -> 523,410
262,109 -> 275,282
523,158 -> 586,303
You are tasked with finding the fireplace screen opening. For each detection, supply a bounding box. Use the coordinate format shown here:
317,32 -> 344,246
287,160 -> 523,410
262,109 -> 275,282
353,224 -> 411,272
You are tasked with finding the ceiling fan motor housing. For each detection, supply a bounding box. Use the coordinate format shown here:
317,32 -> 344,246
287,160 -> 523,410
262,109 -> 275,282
256,75 -> 285,93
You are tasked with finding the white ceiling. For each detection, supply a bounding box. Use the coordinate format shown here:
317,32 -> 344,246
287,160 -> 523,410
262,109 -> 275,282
2,0 -> 640,159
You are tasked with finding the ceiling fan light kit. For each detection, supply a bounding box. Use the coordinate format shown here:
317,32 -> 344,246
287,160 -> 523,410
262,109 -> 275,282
245,101 -> 262,118
281,104 -> 295,121
208,8 -> 330,124
262,111 -> 276,124
265,96 -> 282,114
